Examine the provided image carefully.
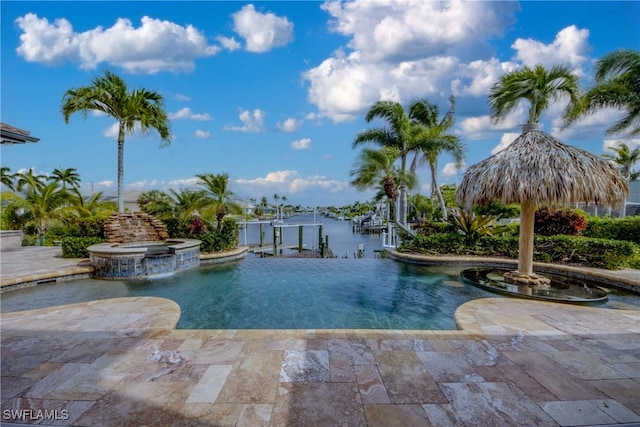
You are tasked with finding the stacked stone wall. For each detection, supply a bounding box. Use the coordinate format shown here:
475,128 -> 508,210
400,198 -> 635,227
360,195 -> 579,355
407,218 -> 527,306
103,212 -> 169,243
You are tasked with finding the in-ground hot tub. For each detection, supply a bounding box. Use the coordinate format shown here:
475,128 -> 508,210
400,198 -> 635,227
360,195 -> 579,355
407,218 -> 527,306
88,239 -> 201,279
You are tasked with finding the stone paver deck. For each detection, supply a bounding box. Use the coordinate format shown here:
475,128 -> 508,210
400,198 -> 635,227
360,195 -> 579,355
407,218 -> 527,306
1,248 -> 640,425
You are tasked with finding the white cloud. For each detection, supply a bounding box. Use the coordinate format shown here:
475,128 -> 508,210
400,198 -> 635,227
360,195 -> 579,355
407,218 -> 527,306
127,179 -> 162,190
442,160 -> 466,178
277,117 -> 303,132
175,94 -> 191,101
194,130 -> 210,139
216,35 -> 242,51
305,1 -> 519,122
224,108 -> 265,132
512,25 -> 590,75
168,177 -> 200,187
291,138 -> 311,150
169,107 -> 212,121
232,4 -> 294,53
491,132 -> 520,155
15,13 -> 219,73
96,180 -> 114,188
234,170 -> 348,198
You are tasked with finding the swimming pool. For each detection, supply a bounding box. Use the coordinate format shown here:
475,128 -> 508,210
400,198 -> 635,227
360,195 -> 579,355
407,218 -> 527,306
1,257 -> 489,329
2,256 -> 639,329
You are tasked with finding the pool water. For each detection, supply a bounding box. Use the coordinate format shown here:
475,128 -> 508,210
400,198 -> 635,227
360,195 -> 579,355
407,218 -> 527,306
2,257 -> 496,330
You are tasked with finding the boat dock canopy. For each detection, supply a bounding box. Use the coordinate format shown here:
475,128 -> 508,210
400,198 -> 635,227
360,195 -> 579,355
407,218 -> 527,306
1,122 -> 40,144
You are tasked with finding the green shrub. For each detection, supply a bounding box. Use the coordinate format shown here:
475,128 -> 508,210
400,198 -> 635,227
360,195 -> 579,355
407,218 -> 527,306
61,236 -> 104,258
66,218 -> 106,238
198,217 -> 238,253
535,207 -> 587,236
402,232 -> 466,255
413,221 -> 451,236
403,232 -> 637,270
447,208 -> 507,245
473,201 -> 520,218
534,235 -> 637,270
163,217 -> 191,238
584,216 -> 640,243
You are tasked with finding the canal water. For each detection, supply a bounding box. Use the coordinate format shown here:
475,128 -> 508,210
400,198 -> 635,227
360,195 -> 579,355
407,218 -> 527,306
238,213 -> 384,258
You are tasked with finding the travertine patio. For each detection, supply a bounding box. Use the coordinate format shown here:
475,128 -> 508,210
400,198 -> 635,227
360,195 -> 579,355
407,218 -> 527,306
1,248 -> 639,426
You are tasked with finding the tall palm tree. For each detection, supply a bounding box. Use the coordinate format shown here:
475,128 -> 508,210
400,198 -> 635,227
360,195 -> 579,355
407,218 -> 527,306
197,173 -> 242,231
564,49 -> 640,137
409,96 -> 464,220
489,64 -> 581,125
354,101 -> 417,226
50,167 -> 81,190
603,142 -> 640,181
62,70 -> 171,213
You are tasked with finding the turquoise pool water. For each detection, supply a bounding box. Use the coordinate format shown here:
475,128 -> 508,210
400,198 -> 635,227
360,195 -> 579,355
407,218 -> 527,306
2,256 -> 639,329
2,257 -> 495,330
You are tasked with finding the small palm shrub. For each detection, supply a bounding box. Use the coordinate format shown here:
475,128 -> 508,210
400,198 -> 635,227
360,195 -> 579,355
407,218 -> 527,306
535,206 -> 587,236
447,207 -> 507,245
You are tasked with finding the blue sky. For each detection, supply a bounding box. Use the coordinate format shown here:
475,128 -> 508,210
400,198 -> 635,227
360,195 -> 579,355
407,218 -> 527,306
1,1 -> 639,208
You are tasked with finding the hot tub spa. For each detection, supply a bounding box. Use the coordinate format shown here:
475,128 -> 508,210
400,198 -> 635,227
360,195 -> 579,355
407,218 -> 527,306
87,239 -> 201,279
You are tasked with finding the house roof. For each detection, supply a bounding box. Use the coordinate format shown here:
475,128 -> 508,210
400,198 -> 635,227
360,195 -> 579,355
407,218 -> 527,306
0,122 -> 40,144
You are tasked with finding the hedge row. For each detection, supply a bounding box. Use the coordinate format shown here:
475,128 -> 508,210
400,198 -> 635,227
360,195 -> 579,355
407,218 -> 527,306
402,233 -> 638,270
583,216 -> 640,243
61,237 -> 104,258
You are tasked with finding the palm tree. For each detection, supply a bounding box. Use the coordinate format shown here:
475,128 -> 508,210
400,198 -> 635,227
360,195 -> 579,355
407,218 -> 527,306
197,173 -> 242,231
50,167 -> 81,190
15,169 -> 46,194
1,167 -> 15,191
168,188 -> 207,220
1,181 -> 72,237
409,96 -> 464,220
62,70 -> 171,212
63,189 -> 115,221
603,143 -> 640,181
564,49 -> 640,136
489,64 -> 581,125
350,147 -> 415,205
354,101 -> 418,226
137,190 -> 174,218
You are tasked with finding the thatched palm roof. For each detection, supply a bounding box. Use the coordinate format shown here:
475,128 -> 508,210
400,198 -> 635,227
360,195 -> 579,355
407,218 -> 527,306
457,128 -> 628,209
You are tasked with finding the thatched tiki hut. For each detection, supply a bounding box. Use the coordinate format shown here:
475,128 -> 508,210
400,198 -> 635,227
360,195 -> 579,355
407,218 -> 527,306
457,123 -> 628,286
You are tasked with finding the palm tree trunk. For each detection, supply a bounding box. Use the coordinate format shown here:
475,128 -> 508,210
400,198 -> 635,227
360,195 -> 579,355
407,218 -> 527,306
429,161 -> 447,220
398,184 -> 407,226
518,199 -> 535,275
117,123 -> 125,213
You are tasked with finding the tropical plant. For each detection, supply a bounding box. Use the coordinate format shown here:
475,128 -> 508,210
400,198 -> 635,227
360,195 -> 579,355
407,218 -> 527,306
137,190 -> 174,218
409,96 -> 464,220
534,206 -> 588,237
168,188 -> 207,220
602,142 -> 640,181
489,64 -> 581,125
1,167 -> 15,191
197,173 -> 242,231
354,100 -> 419,226
350,147 -> 415,204
62,189 -> 115,222
564,49 -> 640,137
49,167 -> 81,190
447,207 -> 505,245
62,70 -> 171,212
1,181 -> 72,236
407,193 -> 433,221
15,169 -> 46,194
